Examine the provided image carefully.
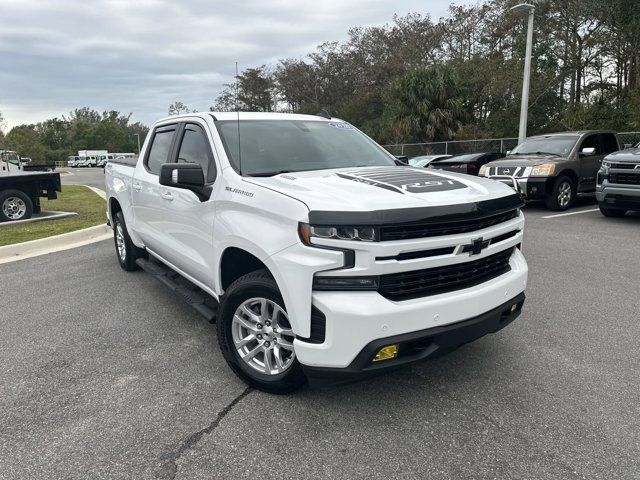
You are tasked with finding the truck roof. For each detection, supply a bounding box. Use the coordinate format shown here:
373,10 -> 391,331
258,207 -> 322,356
155,111 -> 340,124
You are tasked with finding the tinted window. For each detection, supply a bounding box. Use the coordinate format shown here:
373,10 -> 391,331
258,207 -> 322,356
580,134 -> 600,155
600,133 -> 619,154
216,120 -> 394,176
146,126 -> 176,174
177,124 -> 214,181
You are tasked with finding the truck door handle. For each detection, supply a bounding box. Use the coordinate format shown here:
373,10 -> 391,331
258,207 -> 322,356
161,192 -> 174,201
132,183 -> 142,191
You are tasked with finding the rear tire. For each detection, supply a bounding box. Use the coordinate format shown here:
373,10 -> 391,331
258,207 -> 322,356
545,176 -> 575,211
217,270 -> 306,394
0,189 -> 33,222
113,211 -> 147,271
599,204 -> 627,218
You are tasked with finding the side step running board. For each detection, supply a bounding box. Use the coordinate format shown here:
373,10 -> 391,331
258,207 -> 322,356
136,258 -> 218,323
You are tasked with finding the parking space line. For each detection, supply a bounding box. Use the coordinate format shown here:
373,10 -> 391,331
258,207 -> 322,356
542,208 -> 599,219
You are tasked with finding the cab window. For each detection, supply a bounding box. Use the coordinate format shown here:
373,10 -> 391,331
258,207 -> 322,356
146,125 -> 177,175
176,123 -> 216,182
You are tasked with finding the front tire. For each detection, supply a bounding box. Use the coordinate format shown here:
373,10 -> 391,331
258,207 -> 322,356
113,211 -> 146,271
599,204 -> 627,218
217,270 -> 306,394
545,176 -> 575,211
0,189 -> 33,222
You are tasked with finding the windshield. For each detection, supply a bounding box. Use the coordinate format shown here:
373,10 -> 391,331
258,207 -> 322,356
1,152 -> 21,165
216,120 -> 395,175
510,136 -> 578,156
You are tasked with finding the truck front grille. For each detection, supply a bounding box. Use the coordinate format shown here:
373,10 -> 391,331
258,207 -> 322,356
609,172 -> 640,185
610,163 -> 639,169
379,209 -> 519,241
378,247 -> 514,301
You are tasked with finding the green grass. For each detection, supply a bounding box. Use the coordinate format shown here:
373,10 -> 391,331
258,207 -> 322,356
0,185 -> 106,246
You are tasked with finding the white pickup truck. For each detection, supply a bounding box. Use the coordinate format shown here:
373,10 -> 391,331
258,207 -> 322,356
105,112 -> 528,393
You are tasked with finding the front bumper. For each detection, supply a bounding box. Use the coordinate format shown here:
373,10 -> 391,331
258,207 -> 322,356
486,175 -> 548,199
294,248 -> 528,370
596,182 -> 640,211
303,292 -> 525,387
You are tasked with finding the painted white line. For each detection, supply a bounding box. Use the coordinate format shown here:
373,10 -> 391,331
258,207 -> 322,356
542,208 -> 599,219
85,185 -> 107,200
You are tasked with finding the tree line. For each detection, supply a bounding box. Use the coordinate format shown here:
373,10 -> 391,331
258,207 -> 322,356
209,0 -> 640,144
0,108 -> 148,164
3,0 -> 639,162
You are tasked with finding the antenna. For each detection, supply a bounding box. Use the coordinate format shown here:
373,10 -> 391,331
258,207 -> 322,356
235,61 -> 242,175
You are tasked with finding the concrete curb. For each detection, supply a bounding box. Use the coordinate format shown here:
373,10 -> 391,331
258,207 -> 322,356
0,211 -> 78,228
0,224 -> 112,265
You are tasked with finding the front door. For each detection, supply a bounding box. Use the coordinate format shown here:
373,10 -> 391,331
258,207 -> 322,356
577,134 -> 602,191
156,121 -> 218,287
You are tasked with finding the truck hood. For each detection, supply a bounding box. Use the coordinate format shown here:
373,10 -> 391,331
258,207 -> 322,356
605,148 -> 640,164
243,166 -> 516,212
486,154 -> 565,169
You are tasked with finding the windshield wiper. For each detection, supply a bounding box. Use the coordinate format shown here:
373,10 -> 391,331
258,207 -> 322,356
245,170 -> 295,177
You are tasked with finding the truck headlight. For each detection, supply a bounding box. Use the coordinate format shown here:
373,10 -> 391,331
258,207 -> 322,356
600,160 -> 611,172
530,163 -> 556,176
299,223 -> 377,244
479,165 -> 487,176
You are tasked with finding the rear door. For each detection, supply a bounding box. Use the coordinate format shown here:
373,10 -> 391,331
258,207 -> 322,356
131,123 -> 179,254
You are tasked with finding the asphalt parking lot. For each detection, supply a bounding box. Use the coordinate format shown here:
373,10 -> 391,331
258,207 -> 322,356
61,167 -> 107,190
1,189 -> 639,479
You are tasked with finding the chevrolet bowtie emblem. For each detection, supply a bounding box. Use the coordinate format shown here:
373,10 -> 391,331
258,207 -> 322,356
462,237 -> 490,256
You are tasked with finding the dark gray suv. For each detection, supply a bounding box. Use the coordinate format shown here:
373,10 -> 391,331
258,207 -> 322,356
480,131 -> 621,210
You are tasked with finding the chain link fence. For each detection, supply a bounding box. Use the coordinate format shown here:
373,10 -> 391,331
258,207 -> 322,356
384,132 -> 640,158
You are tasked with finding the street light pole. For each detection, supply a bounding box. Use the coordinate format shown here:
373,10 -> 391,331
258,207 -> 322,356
510,3 -> 535,145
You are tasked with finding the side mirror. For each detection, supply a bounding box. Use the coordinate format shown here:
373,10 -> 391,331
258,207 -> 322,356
159,163 -> 210,199
580,147 -> 596,156
394,155 -> 409,165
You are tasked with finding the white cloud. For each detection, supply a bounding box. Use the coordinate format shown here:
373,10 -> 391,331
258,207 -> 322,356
0,0 -> 470,129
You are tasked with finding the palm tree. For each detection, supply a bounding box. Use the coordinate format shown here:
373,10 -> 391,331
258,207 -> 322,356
386,66 -> 464,143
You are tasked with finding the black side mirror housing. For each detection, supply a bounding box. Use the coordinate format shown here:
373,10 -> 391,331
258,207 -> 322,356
159,163 -> 211,200
395,155 -> 409,165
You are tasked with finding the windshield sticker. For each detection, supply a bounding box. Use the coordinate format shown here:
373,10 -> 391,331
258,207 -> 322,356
328,122 -> 354,130
337,167 -> 466,194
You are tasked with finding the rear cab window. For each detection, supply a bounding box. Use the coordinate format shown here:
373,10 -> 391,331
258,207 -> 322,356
599,133 -> 619,154
146,125 -> 177,175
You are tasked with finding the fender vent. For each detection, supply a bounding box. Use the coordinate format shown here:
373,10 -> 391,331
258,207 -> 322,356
298,306 -> 326,344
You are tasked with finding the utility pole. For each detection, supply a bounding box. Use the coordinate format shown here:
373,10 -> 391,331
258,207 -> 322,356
510,3 -> 535,145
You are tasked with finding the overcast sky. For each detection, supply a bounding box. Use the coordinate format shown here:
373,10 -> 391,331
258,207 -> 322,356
0,0 -> 475,130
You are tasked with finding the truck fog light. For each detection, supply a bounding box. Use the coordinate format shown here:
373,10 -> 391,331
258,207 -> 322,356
510,303 -> 518,314
373,344 -> 399,362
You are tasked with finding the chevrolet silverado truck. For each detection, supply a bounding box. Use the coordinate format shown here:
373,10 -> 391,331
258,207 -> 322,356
105,112 -> 528,393
596,146 -> 640,217
480,131 -> 620,210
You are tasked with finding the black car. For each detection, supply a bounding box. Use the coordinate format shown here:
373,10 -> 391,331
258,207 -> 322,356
428,152 -> 506,176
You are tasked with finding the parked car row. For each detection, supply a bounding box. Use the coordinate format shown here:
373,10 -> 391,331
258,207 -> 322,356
409,130 -> 640,217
